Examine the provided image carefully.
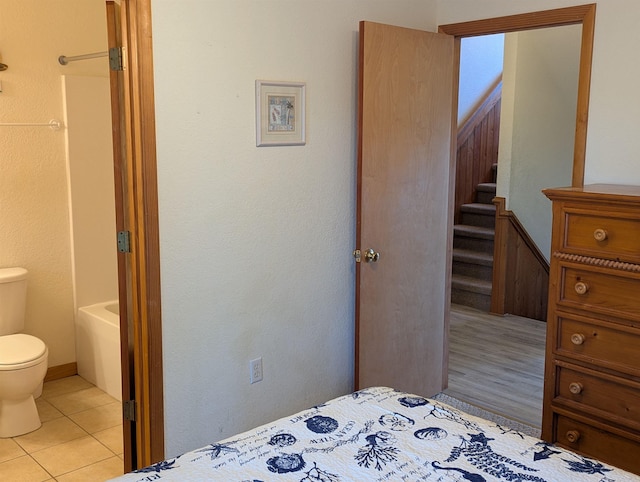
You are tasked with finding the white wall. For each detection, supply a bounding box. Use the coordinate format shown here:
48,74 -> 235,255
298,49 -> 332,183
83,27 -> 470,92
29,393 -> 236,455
151,0 -> 438,457
63,75 -> 118,309
458,34 -> 504,124
438,0 -> 640,186
0,1 -> 109,367
498,26 -> 581,259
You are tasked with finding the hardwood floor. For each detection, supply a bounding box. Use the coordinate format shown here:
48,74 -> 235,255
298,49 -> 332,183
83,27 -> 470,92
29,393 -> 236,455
445,304 -> 546,428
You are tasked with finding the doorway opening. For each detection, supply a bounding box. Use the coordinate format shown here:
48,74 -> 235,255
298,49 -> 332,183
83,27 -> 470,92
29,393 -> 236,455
439,3 -> 596,429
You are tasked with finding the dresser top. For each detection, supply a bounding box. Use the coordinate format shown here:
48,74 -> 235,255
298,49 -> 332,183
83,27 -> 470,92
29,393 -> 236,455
543,184 -> 640,202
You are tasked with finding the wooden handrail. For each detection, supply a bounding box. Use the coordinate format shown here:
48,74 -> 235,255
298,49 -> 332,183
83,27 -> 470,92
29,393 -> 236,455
454,81 -> 502,223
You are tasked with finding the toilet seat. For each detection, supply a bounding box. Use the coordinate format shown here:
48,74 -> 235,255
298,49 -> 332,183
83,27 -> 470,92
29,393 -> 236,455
0,334 -> 47,370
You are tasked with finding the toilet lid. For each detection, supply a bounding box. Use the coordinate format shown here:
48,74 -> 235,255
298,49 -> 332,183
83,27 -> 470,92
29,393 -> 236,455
0,334 -> 47,369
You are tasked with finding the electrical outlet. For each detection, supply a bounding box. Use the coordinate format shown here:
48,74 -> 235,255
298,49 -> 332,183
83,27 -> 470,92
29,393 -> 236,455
250,357 -> 263,384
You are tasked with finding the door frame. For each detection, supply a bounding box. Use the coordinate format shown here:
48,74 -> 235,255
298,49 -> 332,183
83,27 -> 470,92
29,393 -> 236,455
117,0 -> 164,468
438,3 -> 594,404
118,1 -> 596,469
438,3 -> 596,188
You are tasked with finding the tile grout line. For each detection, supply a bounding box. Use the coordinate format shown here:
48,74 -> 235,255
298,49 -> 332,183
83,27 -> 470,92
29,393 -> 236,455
3,376 -> 124,481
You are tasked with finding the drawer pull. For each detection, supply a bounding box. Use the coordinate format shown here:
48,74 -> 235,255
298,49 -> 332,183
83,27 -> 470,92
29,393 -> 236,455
570,333 -> 586,345
574,281 -> 589,295
593,228 -> 608,242
569,382 -> 583,394
566,430 -> 581,443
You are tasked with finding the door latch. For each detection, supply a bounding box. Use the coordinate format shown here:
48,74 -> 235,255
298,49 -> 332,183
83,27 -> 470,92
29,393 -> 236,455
353,248 -> 380,263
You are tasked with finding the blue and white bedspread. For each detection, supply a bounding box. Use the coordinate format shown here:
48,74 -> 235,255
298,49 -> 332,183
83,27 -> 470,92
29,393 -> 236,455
111,386 -> 638,481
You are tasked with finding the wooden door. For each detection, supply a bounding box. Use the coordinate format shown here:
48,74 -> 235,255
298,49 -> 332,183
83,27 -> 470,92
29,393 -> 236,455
106,0 -> 136,472
355,22 -> 455,396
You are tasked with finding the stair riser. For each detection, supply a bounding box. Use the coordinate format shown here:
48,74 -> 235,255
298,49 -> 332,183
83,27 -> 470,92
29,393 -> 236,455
451,288 -> 491,312
452,261 -> 493,281
476,191 -> 496,204
452,174 -> 497,311
453,236 -> 494,254
460,211 -> 496,229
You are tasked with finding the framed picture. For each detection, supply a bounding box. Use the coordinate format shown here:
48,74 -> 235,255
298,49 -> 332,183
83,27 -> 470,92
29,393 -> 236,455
256,80 -> 306,146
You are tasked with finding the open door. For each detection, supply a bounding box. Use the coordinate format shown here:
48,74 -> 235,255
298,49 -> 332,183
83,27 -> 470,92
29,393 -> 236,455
106,0 -> 136,472
355,22 -> 456,396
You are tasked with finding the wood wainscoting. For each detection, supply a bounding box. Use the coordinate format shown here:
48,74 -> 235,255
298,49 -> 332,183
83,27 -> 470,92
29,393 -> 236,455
491,197 -> 549,321
454,80 -> 502,224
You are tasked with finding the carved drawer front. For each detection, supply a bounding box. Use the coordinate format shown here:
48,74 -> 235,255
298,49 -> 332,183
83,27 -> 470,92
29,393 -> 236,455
555,415 -> 640,474
564,210 -> 640,264
555,364 -> 640,429
556,316 -> 640,375
559,266 -> 640,322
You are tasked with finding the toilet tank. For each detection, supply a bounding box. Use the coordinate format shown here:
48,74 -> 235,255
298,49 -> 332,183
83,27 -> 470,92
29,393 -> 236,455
0,267 -> 28,335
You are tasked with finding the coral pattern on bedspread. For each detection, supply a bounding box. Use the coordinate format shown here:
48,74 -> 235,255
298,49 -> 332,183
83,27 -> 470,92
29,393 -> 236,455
109,386 -> 637,481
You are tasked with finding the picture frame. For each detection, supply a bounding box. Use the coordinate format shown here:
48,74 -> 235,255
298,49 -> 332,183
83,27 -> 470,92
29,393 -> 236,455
256,80 -> 306,146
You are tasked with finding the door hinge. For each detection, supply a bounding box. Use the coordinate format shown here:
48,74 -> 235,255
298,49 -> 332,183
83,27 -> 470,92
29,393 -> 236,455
353,249 -> 361,263
109,46 -> 125,71
117,231 -> 131,253
123,399 -> 136,421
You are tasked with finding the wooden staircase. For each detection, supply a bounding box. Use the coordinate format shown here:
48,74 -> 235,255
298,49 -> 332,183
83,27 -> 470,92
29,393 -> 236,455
451,79 -> 501,312
451,173 -> 497,311
450,79 -> 549,319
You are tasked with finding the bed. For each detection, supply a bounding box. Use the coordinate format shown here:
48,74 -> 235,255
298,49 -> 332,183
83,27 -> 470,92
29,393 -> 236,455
110,386 -> 638,481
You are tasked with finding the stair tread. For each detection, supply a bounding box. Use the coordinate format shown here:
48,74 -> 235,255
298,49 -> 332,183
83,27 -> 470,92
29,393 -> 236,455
460,202 -> 496,214
451,274 -> 492,295
452,248 -> 493,266
454,224 -> 495,239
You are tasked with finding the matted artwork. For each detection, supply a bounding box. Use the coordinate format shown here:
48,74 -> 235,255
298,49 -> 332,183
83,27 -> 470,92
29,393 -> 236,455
256,80 -> 306,146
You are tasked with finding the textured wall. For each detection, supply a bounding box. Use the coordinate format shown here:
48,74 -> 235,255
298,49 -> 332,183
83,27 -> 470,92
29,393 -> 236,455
498,26 -> 581,259
63,75 -> 118,309
151,0 -> 438,457
458,34 -> 504,124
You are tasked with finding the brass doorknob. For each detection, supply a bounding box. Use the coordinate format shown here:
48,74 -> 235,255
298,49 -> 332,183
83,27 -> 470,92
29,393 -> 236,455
364,248 -> 380,263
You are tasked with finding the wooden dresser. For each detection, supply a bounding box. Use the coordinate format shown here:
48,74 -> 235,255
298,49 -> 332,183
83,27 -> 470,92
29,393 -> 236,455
542,184 -> 640,475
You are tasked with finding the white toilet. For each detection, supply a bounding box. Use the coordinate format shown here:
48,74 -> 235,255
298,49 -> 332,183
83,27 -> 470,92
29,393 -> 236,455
0,267 -> 49,438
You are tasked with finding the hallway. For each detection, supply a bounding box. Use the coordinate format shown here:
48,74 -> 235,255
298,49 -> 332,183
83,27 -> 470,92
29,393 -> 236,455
446,304 -> 546,428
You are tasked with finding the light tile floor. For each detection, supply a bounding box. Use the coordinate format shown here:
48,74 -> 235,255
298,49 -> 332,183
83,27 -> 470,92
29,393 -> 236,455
0,376 -> 124,481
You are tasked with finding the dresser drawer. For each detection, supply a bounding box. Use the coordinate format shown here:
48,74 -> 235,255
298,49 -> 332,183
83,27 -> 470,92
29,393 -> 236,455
555,415 -> 640,475
559,265 -> 640,322
564,209 -> 640,264
555,364 -> 640,429
556,315 -> 640,375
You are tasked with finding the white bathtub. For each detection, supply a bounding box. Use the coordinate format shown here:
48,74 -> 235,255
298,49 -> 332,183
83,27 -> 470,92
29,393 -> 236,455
76,300 -> 122,401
